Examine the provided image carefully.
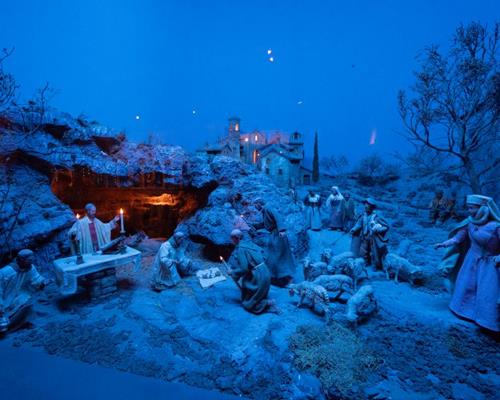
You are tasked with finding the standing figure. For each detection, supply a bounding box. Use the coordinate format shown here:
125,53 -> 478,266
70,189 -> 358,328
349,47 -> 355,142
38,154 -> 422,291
0,249 -> 50,332
439,191 -> 459,223
288,187 -> 298,204
342,191 -> 357,231
435,195 -> 500,332
254,198 -> 296,287
350,198 -> 389,270
304,190 -> 322,231
429,191 -> 446,224
228,229 -> 279,314
69,203 -> 120,254
325,186 -> 345,230
151,232 -> 194,290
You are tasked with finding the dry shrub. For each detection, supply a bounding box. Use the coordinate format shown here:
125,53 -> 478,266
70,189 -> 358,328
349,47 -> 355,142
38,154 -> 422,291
289,323 -> 381,395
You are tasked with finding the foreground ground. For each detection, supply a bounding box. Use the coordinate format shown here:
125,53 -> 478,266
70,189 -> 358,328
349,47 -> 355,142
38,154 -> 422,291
2,176 -> 499,399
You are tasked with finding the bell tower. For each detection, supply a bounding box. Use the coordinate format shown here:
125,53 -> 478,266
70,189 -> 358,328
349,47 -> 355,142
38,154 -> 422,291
227,117 -> 241,158
289,131 -> 304,159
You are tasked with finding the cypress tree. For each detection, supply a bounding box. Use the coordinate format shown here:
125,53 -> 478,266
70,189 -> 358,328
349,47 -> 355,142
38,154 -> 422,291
312,131 -> 319,182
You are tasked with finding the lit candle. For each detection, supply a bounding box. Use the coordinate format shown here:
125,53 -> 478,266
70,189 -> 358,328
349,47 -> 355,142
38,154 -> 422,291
119,208 -> 125,233
76,213 -> 80,220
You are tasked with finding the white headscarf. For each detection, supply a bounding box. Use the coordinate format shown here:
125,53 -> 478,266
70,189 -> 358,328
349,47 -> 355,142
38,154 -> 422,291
466,194 -> 500,225
329,186 -> 344,201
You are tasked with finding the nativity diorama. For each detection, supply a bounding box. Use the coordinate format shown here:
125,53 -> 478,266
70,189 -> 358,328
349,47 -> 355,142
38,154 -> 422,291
0,4 -> 499,400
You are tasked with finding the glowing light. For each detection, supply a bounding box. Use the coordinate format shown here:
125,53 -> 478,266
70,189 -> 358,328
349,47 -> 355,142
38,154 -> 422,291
192,110 -> 197,115
297,100 -> 303,105
254,135 -> 258,141
119,208 -> 125,233
76,213 -> 80,219
135,115 -> 140,120
268,57 -> 274,63
369,129 -> 377,145
244,137 -> 249,142
148,193 -> 177,206
267,49 -> 272,55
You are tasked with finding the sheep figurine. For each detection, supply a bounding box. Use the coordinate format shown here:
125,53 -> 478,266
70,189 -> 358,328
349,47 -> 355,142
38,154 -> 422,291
329,252 -> 368,289
303,258 -> 330,281
312,274 -> 354,302
383,253 -> 424,285
288,281 -> 331,320
346,285 -> 378,325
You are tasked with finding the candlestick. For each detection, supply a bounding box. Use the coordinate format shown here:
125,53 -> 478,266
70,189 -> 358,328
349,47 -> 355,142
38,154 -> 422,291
119,208 -> 125,234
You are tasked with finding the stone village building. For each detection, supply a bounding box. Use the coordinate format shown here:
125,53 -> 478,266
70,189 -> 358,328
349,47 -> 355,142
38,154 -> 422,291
200,117 -> 312,187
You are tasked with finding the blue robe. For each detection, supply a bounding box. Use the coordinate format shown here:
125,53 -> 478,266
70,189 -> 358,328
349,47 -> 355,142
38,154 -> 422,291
440,220 -> 500,332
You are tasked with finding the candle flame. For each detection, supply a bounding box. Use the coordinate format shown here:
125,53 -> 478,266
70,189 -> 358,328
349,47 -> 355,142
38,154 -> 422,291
219,256 -> 224,261
76,213 -> 80,219
120,208 -> 124,214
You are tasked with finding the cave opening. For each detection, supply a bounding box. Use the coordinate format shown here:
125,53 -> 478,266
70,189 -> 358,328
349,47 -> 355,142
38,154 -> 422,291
50,166 -> 215,239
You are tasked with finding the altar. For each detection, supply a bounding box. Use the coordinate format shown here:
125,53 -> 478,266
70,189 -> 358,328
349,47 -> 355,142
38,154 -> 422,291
53,247 -> 142,296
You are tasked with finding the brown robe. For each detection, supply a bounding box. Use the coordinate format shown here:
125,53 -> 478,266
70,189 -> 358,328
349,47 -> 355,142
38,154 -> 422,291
230,240 -> 271,314
351,211 -> 389,269
261,206 -> 296,284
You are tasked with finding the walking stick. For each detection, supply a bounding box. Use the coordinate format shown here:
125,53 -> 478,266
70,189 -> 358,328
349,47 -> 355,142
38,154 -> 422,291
219,256 -> 242,290
331,230 -> 350,246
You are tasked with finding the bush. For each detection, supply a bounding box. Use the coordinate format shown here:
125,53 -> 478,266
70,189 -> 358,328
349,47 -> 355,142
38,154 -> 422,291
355,154 -> 400,186
289,324 -> 381,395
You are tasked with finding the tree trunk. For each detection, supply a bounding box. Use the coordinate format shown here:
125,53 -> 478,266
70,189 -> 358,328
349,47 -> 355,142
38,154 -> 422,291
312,132 -> 319,183
463,158 -> 482,193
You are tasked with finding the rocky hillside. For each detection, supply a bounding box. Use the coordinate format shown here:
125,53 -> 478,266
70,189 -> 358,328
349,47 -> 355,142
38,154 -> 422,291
0,111 -> 306,268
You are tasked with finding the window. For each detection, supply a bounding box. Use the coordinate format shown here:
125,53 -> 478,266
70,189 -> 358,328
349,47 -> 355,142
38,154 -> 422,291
278,168 -> 283,175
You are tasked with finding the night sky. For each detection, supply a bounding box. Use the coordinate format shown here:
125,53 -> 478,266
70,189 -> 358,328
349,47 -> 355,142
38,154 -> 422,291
1,0 -> 498,163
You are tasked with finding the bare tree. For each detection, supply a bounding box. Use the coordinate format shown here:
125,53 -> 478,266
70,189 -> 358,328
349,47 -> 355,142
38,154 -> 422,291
0,161 -> 30,263
0,47 -> 18,113
355,154 -> 400,186
12,82 -> 55,134
398,22 -> 500,193
320,154 -> 349,176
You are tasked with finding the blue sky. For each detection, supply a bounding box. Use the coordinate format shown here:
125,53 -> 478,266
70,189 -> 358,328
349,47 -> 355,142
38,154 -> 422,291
1,0 -> 498,163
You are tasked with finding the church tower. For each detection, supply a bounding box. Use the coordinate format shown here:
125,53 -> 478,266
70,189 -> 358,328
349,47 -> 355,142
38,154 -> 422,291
227,117 -> 241,159
289,131 -> 304,159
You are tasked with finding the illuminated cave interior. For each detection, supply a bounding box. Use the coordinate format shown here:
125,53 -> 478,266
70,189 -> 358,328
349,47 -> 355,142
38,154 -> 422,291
51,166 -> 214,239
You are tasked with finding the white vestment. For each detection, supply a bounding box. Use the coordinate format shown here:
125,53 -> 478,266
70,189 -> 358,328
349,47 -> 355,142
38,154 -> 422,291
69,216 -> 116,254
152,238 -> 191,289
0,264 -> 44,317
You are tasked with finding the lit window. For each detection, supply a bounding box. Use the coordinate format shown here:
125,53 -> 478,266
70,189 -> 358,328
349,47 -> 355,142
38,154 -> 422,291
254,135 -> 258,141
244,137 -> 249,142
235,123 -> 240,132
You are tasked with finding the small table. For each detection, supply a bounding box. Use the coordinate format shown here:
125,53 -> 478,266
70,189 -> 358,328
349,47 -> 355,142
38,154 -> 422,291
53,247 -> 142,295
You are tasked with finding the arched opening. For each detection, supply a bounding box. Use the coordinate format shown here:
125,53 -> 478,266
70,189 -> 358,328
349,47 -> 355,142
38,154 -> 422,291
50,167 -> 216,239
